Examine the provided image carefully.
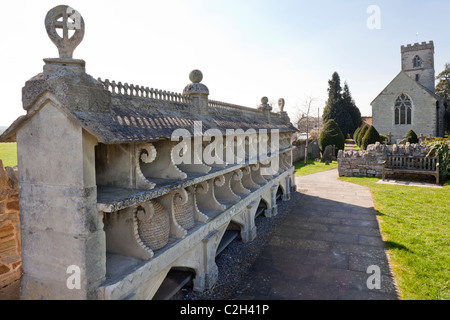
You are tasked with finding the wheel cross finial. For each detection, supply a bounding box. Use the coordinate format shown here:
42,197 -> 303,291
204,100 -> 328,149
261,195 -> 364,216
45,5 -> 85,59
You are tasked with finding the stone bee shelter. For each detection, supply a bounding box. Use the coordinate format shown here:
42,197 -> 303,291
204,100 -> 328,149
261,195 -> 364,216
0,6 -> 297,299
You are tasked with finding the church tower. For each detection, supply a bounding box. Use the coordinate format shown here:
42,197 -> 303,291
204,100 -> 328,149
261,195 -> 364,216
401,41 -> 435,92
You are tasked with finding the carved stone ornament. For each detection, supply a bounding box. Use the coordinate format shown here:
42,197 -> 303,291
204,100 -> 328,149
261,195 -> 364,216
183,69 -> 209,95
45,5 -> 85,59
278,98 -> 285,113
257,96 -> 272,111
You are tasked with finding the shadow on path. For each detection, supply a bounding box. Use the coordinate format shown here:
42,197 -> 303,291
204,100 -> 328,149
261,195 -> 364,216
230,169 -> 400,300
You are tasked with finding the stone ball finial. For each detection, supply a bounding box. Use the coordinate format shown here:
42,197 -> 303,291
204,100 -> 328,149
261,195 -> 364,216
183,69 -> 209,96
261,96 -> 269,104
45,5 -> 85,59
189,70 -> 203,83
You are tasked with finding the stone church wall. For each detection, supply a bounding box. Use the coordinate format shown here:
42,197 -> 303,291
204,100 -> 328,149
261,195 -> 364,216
372,73 -> 439,142
0,161 -> 21,289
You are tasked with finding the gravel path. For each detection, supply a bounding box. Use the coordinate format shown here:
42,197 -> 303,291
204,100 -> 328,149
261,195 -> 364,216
171,193 -> 297,300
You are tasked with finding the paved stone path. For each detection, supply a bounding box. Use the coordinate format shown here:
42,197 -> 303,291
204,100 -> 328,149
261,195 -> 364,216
345,140 -> 357,152
230,169 -> 399,300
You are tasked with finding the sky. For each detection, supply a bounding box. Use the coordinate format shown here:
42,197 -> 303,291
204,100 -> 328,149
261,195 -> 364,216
0,0 -> 449,127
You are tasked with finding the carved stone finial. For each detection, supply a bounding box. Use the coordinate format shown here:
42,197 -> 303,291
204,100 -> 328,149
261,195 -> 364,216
258,96 -> 272,111
278,98 -> 285,113
45,5 -> 85,59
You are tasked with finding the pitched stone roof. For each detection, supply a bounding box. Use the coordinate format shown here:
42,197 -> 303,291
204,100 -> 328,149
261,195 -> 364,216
72,96 -> 296,144
0,70 -> 296,144
371,71 -> 443,105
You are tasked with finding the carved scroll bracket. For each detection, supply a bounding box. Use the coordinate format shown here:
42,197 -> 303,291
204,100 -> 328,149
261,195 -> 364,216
135,143 -> 157,190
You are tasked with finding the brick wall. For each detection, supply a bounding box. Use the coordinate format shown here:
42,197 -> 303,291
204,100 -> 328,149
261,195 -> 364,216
0,160 -> 21,288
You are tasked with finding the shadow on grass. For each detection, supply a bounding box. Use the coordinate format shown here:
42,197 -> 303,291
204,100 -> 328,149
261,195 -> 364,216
375,210 -> 385,217
385,240 -> 412,253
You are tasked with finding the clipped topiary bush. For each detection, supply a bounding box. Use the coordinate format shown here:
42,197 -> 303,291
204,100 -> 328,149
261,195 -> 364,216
380,134 -> 388,144
353,126 -> 361,142
319,119 -> 345,155
362,125 -> 382,150
357,125 -> 369,148
406,129 -> 419,144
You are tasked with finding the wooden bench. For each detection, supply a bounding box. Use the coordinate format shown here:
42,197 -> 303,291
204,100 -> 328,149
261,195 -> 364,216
382,155 -> 440,185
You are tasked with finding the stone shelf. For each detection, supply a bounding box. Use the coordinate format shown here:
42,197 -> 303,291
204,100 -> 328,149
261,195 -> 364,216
98,168 -> 294,299
97,147 -> 294,213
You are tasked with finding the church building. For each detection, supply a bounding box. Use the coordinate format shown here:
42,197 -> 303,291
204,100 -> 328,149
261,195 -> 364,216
371,41 -> 445,142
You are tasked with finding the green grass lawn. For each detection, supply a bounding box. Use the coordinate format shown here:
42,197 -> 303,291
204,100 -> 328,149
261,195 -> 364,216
0,142 -> 17,167
294,157 -> 338,176
340,176 -> 450,300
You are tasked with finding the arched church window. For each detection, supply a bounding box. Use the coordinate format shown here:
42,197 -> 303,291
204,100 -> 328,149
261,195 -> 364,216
413,55 -> 422,68
395,94 -> 412,125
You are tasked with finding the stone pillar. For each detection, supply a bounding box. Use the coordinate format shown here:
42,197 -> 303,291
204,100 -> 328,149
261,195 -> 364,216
3,5 -> 109,300
282,176 -> 291,201
291,170 -> 297,193
18,58 -> 107,299
192,229 -> 221,292
17,101 -> 105,299
240,202 -> 258,243
183,70 -> 209,115
264,185 -> 279,217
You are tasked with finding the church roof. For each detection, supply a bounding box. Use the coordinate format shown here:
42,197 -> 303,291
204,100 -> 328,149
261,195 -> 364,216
371,71 -> 443,106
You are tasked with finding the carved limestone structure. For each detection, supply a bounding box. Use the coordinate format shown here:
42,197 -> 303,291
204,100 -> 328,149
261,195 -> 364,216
0,5 -> 297,300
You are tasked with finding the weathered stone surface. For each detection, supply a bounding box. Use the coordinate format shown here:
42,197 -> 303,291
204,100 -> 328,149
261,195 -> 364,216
321,145 -> 334,163
372,41 -> 445,142
45,5 -> 85,59
337,142 -> 429,178
0,5 -> 298,301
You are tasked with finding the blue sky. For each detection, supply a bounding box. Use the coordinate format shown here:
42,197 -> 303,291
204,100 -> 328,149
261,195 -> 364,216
1,0 -> 449,126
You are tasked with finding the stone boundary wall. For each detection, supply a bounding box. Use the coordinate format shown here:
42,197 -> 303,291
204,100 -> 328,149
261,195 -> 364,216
0,160 -> 21,289
337,142 -> 429,178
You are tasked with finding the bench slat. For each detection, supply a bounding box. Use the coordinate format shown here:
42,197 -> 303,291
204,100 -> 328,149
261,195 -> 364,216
383,154 -> 439,184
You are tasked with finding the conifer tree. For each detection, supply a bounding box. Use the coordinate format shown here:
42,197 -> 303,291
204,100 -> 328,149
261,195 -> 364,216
323,72 -> 362,138
343,82 -> 362,134
319,119 -> 345,155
